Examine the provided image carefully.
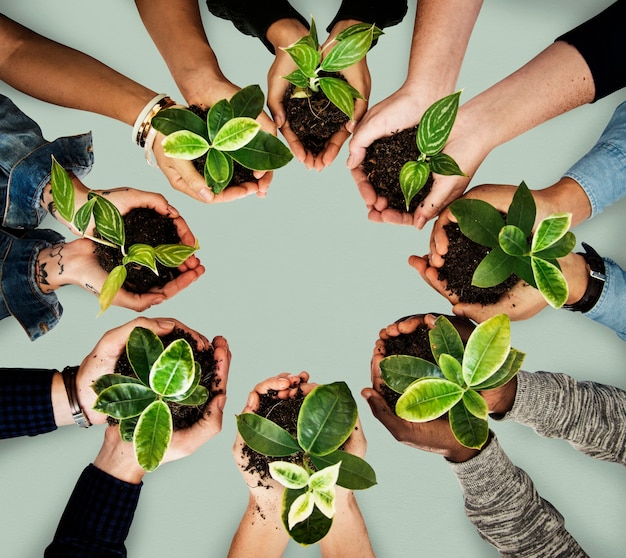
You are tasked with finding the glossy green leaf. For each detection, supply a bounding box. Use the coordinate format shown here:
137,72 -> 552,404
134,400 -> 172,472
429,152 -> 466,177
473,347 -> 525,390
126,327 -> 164,385
119,415 -> 139,442
499,225 -> 528,257
123,244 -> 158,275
506,181 -> 536,235
319,77 -> 360,119
170,384 -> 208,406
472,246 -> 516,288
511,255 -> 536,287
162,130 -> 210,160
207,99 -> 234,141
531,257 -> 569,308
236,413 -> 300,457
149,338 -> 195,397
449,198 -> 505,248
154,242 -> 198,268
229,130 -> 293,170
532,213 -> 572,253
151,108 -> 208,140
283,42 -> 320,78
283,69 -> 310,88
91,373 -> 145,396
98,265 -> 127,315
230,84 -> 264,119
438,353 -> 464,386
308,18 -> 319,50
335,23 -> 383,42
396,378 -> 464,422
321,26 -> 374,72
309,462 -> 340,492
429,315 -> 465,365
269,461 -> 309,489
282,488 -> 332,545
92,194 -> 125,248
298,382 -> 358,456
205,147 -> 233,190
212,117 -> 260,151
463,314 -> 511,386
533,231 -> 576,260
399,160 -> 430,211
310,450 -> 376,490
288,490 -> 315,530
50,156 -> 75,223
74,197 -> 96,235
380,354 -> 443,394
462,389 -> 488,419
312,487 -> 336,520
417,91 -> 461,156
93,382 -> 157,419
449,400 -> 489,449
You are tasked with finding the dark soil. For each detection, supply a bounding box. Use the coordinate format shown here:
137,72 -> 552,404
188,105 -> 256,186
242,389 -> 305,483
438,222 -> 520,305
283,74 -> 350,155
362,126 -> 433,213
111,327 -> 218,430
94,208 -> 181,294
380,322 -> 435,408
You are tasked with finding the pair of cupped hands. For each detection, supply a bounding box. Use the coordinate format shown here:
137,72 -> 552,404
74,313 -> 517,486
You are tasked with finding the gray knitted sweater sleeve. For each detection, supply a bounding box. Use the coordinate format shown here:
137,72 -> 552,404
449,370 -> 626,557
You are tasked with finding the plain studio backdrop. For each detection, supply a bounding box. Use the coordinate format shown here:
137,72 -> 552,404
1,1 -> 624,557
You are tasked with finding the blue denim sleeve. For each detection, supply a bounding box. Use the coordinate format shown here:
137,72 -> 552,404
584,258 -> 626,341
0,227 -> 65,340
0,95 -> 93,229
563,100 -> 626,218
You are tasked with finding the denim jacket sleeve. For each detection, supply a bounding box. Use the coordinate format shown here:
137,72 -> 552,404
0,95 -> 93,229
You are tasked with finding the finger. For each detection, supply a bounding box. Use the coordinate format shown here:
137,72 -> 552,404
380,207 -> 415,226
279,120 -> 308,164
361,388 -> 401,434
429,212 -> 454,268
256,170 -> 273,197
316,128 -> 350,170
350,167 -> 377,208
152,266 -> 205,300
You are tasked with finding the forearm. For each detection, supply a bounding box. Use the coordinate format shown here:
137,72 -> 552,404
402,0 -> 483,104
319,489 -> 374,558
0,15 -> 155,125
228,492 -> 290,558
504,371 -> 626,464
450,436 -> 587,557
327,0 -> 408,32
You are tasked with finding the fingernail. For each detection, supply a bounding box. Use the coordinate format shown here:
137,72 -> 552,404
199,188 -> 214,203
416,216 -> 426,230
157,319 -> 176,329
346,155 -> 353,168
167,205 -> 179,217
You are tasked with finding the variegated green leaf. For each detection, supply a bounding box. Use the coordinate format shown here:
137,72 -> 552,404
399,160 -> 430,211
151,108 -> 208,140
134,400 -> 172,472
429,152 -> 466,177
154,242 -> 198,267
91,373 -> 145,396
50,156 -> 75,223
205,147 -> 233,191
312,487 -> 336,520
288,491 -> 315,530
309,462 -> 341,492
463,314 -> 511,386
208,99 -> 234,141
269,461 -> 309,490
531,257 -> 569,308
282,488 -> 332,545
74,197 -> 96,235
162,130 -> 210,160
283,42 -> 320,78
396,378 -> 464,422
123,244 -> 157,275
170,383 -> 208,406
429,315 -> 465,365
92,194 -> 125,247
499,225 -> 529,257
462,389 -> 489,419
283,69 -> 310,88
149,338 -> 195,397
533,231 -> 576,260
212,117 -> 260,151
98,265 -> 127,315
439,353 -> 464,386
319,77 -> 360,119
417,91 -> 461,156
335,23 -> 383,42
449,399 -> 489,449
119,415 -> 139,442
321,26 -> 374,72
473,347 -> 525,390
380,354 -> 443,394
126,327 -> 163,385
93,382 -> 157,419
236,413 -> 300,457
531,213 -> 572,253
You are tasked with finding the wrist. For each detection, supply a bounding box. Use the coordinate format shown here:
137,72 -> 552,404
94,430 -> 145,485
41,176 -> 91,232
562,243 -> 606,312
35,242 -> 66,294
538,177 -> 591,226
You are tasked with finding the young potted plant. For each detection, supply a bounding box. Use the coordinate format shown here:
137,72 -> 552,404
236,380 -> 376,545
150,84 -> 292,195
443,181 -> 575,308
363,91 -> 466,213
92,326 -> 218,472
379,314 -> 525,449
50,157 -> 198,314
281,19 -> 382,155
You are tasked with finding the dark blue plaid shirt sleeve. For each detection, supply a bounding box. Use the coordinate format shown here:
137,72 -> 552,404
45,464 -> 142,558
0,367 -> 57,438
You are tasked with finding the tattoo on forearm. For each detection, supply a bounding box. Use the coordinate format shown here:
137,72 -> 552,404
49,244 -> 65,276
85,283 -> 100,296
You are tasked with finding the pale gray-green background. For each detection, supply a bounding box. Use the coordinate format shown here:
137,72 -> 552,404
0,1 -> 624,556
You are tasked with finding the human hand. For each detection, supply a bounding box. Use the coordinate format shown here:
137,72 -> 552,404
36,238 -> 204,311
